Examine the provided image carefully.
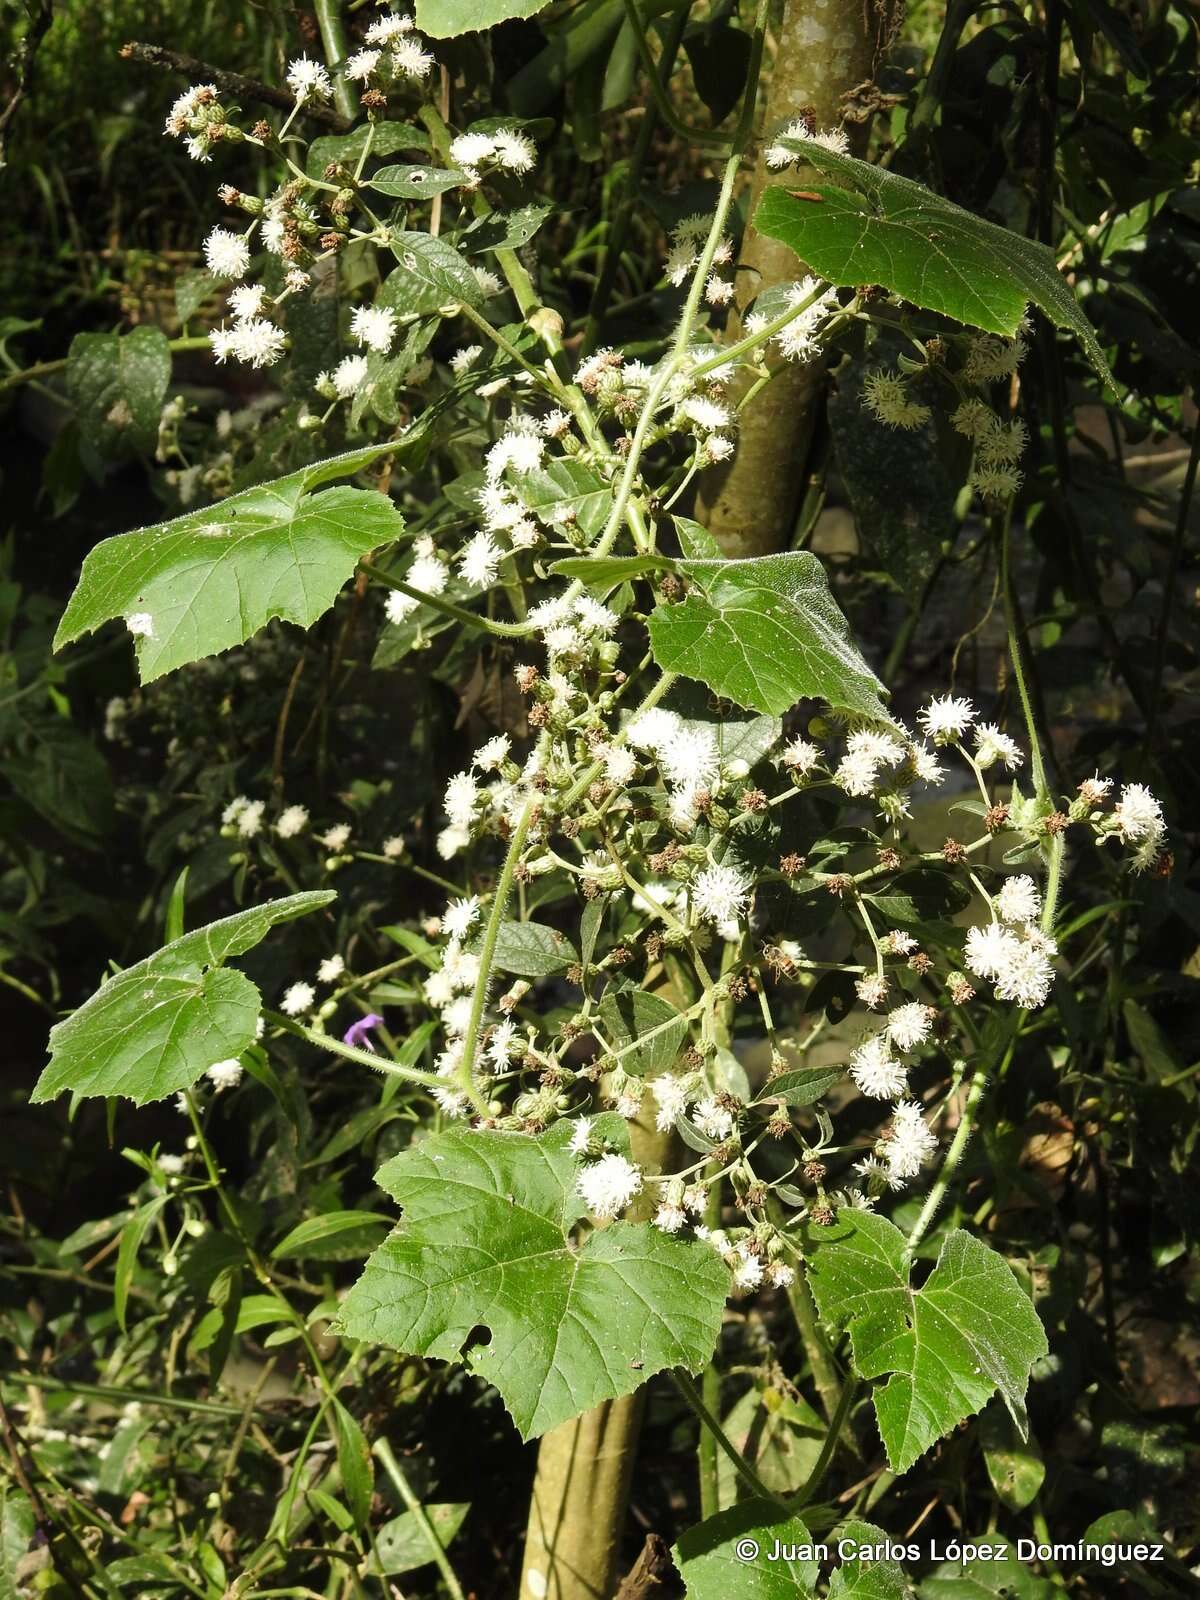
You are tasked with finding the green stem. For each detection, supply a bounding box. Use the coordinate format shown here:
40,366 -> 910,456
789,1377 -> 856,1509
262,1008 -> 444,1087
0,335 -> 210,392
360,561 -> 532,637
619,0 -> 730,148
672,1369 -> 788,1510
374,1439 -> 466,1600
313,0 -> 357,120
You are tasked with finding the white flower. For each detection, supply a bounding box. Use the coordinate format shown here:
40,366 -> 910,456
345,48 -> 381,81
126,612 -> 154,639
383,835 -> 406,859
576,1154 -> 642,1218
450,131 -> 496,169
992,937 -> 1055,1009
849,1035 -> 907,1098
222,795 -> 250,825
286,56 -> 333,102
911,746 -> 946,785
230,318 -> 286,368
229,283 -> 267,321
1112,783 -> 1164,845
281,981 -> 316,1016
387,32 -> 434,75
158,1153 -> 185,1175
887,1002 -> 934,1051
568,1117 -> 592,1155
365,12 -> 413,44
458,530 -> 502,588
473,266 -> 503,298
205,1059 -> 243,1091
705,273 -> 734,305
693,1097 -> 735,1141
704,434 -> 734,462
692,863 -> 751,927
732,1247 -> 764,1291
438,825 -> 470,859
275,804 -> 309,838
855,973 -> 888,1009
319,823 -> 351,851
350,304 -> 398,354
204,227 -> 250,280
332,354 -> 370,399
766,1261 -> 795,1288
782,737 -> 821,774
974,723 -> 1023,771
317,954 -> 345,983
651,1074 -> 689,1132
450,344 -> 483,374
474,734 -> 510,772
654,1203 -> 687,1234
443,896 -> 481,941
881,931 -> 917,955
492,128 -> 536,172
834,748 -> 881,796
604,746 -> 637,785
486,425 -> 543,480
445,771 -> 479,827
773,276 -> 836,362
885,1100 -> 938,1179
575,596 -> 618,634
964,922 -> 1018,981
626,707 -> 680,753
681,396 -> 730,432
660,725 -> 720,789
236,800 -> 266,838
995,874 -> 1042,926
209,327 -> 238,364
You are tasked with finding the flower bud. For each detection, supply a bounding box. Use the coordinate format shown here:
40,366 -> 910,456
318,999 -> 338,1021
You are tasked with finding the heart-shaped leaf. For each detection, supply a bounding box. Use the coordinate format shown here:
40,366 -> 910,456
755,136 -> 1112,387
337,1124 -> 728,1439
31,892 -> 334,1106
54,444 -> 403,682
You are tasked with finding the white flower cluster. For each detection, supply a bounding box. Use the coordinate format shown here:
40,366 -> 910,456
448,126 -> 538,184
348,12 -> 434,83
743,276 -> 838,364
763,120 -> 851,169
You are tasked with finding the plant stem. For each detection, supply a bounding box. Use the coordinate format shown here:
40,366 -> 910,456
1147,398 -> 1199,743
0,334 -> 210,392
262,1008 -> 444,1088
672,1370 -> 788,1510
360,561 -> 532,637
374,1439 -> 466,1600
789,1376 -> 856,1509
313,0 -> 357,120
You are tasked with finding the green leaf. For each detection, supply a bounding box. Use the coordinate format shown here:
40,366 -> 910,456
548,554 -> 670,586
54,443 -> 403,682
920,1536 -> 1055,1599
332,1400 -> 374,1531
368,165 -> 470,198
383,233 -> 483,314
516,458 -> 613,537
803,1210 -> 1048,1474
827,1521 -> 909,1599
307,122 -> 430,177
662,681 -> 782,767
31,892 -> 334,1106
1,1483 -> 35,1600
175,268 -> 216,325
488,920 -> 578,977
755,1065 -> 843,1108
979,1401 -> 1045,1512
65,326 -> 172,470
754,137 -> 1113,387
271,1211 -> 392,1260
673,1500 -> 819,1598
597,989 -> 688,1077
369,1503 -> 471,1575
463,202 -> 553,251
114,1197 -> 167,1332
416,0 -> 551,36
337,1124 -> 728,1439
673,515 -> 725,560
648,552 -> 891,721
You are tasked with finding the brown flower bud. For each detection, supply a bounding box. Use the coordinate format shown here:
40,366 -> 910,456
942,837 -> 967,864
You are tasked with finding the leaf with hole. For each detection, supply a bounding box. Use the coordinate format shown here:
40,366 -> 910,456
755,136 -> 1112,387
648,551 -> 891,721
54,444 -> 403,682
368,165 -> 470,198
337,1123 -> 728,1439
368,1503 -> 471,1575
30,892 -> 334,1106
803,1210 -> 1048,1474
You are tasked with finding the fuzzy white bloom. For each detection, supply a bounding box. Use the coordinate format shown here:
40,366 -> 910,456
473,265 -> 504,297
575,596 -> 619,635
996,874 -> 1042,926
275,803 -> 309,838
486,425 -> 544,480
774,276 -> 836,362
782,737 -> 821,774
850,1035 -> 907,1099
458,530 -> 502,588
450,131 -> 496,169
568,1117 -> 592,1156
1112,783 -> 1164,846
391,35 -> 434,76
281,981 -> 316,1016
603,745 -> 637,785
222,795 -> 250,824
885,1100 -> 938,1179
228,283 -> 267,322
345,49 -> 381,81
126,612 -> 155,638
732,1246 -> 764,1291
332,354 -> 370,399
660,725 -> 720,790
365,12 -> 414,43
382,835 -> 406,859
681,396 -> 730,433
888,1002 -> 934,1051
692,862 -> 751,927
626,707 -> 679,752
445,771 -> 479,828
834,748 -> 881,797
882,931 -> 917,955
286,56 -> 333,102
964,922 -> 1018,982
158,1153 -> 186,1175
974,723 -> 1023,771
993,935 -> 1055,1009
474,734 -> 511,773
576,1154 -> 642,1219
911,746 -> 946,786
206,1059 -> 243,1091
317,955 -> 345,984
443,896 -> 481,942
492,127 -> 536,172
204,227 -> 250,280
236,800 -> 266,838
654,1203 -> 687,1234
350,304 -> 398,354
437,826 -> 470,859
651,1074 -> 689,1132
450,344 -> 483,374
229,318 -> 286,368
704,435 -> 735,462
764,119 -> 849,167
855,973 -> 888,1009
918,694 -> 975,745
693,1097 -> 735,1141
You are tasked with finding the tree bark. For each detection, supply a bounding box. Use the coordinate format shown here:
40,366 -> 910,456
696,0 -> 895,557
518,1110 -> 678,1600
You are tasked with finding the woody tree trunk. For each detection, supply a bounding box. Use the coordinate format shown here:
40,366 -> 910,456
697,0 -> 896,557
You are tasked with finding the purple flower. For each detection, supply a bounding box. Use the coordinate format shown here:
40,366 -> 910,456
343,1014 -> 383,1052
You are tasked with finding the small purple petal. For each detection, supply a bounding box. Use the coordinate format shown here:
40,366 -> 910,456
343,1013 -> 383,1052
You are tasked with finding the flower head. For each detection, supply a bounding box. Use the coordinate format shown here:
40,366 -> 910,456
206,1059 -> 243,1091
286,56 -> 333,102
204,227 -> 250,280
995,874 -> 1042,926
350,304 -> 398,354
692,863 -> 751,927
885,1101 -> 938,1179
281,981 -> 316,1016
576,1154 -> 642,1219
849,1035 -> 907,1099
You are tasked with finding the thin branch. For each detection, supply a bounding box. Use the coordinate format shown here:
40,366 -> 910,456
118,41 -> 352,131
